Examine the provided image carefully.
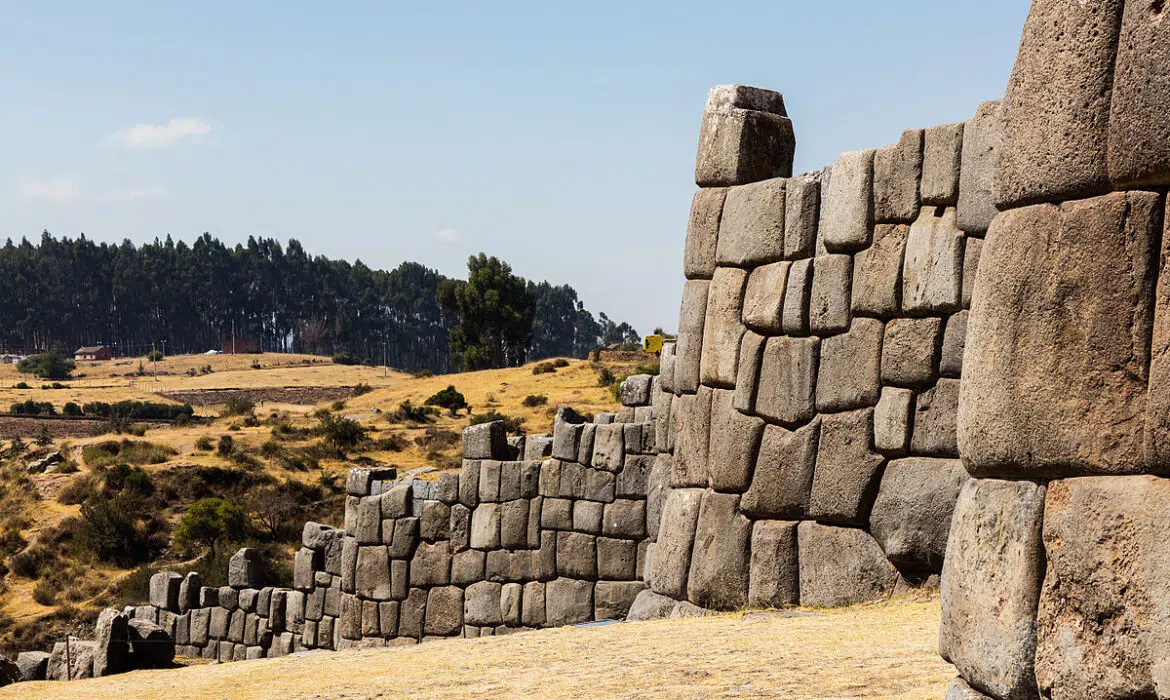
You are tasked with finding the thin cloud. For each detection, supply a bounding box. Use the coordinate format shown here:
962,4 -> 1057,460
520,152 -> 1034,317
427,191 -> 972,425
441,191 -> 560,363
19,177 -> 81,203
104,184 -> 170,202
109,117 -> 211,148
434,228 -> 460,244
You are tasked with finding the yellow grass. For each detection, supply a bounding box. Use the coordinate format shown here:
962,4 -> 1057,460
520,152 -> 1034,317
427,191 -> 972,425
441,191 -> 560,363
2,597 -> 956,700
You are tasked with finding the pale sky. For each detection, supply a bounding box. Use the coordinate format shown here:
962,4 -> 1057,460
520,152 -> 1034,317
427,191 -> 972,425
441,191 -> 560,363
0,1 -> 1029,334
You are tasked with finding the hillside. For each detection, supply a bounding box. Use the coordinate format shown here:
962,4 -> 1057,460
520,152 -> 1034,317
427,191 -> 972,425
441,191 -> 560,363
0,350 -> 653,655
0,597 -> 953,700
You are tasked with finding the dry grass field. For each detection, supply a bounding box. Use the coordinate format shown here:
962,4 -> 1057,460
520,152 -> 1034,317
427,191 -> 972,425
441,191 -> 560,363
1,597 -> 955,700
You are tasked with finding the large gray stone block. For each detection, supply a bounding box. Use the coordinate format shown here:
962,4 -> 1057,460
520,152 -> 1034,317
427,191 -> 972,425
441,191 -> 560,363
961,237 -> 982,310
128,618 -> 174,668
626,589 -> 678,622
881,317 -> 941,388
816,318 -> 883,413
424,586 -> 463,637
755,336 -> 819,426
93,608 -> 130,677
686,491 -> 750,610
695,85 -> 795,187
595,581 -> 646,622
873,387 -> 913,454
699,267 -> 748,388
464,421 -> 507,460
873,129 -> 923,223
784,172 -> 820,259
741,420 -> 819,520
748,520 -> 799,609
945,678 -> 995,700
962,192 -> 1160,477
851,223 -> 909,318
149,571 -> 182,612
822,149 -> 875,252
997,0 -> 1122,207
797,522 -> 898,608
742,261 -> 789,334
902,207 -> 963,315
808,254 -> 852,336
870,458 -> 967,573
1108,2 -> 1170,187
546,577 -> 595,627
228,547 -> 261,589
781,259 -> 813,336
911,379 -> 959,458
922,122 -> 964,207
675,279 -> 711,394
940,478 -> 1046,700
355,546 -> 392,600
732,331 -> 765,415
683,188 -> 727,279
940,311 -> 967,378
649,488 -> 703,599
409,541 -> 451,587
707,388 -> 764,492
673,386 -> 712,487
716,178 -> 785,266
556,531 -> 597,579
956,101 -> 1004,234
808,408 -> 885,527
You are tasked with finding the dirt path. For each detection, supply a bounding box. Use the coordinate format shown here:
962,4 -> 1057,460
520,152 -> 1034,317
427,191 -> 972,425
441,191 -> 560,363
3,597 -> 955,700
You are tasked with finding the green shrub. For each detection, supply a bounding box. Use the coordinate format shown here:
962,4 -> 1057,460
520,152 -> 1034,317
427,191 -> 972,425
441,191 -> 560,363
553,358 -> 570,368
221,396 -> 255,417
62,402 -> 82,416
194,436 -> 214,451
17,351 -> 75,380
317,414 -> 367,453
532,362 -> 556,375
331,352 -> 360,366
389,400 -> 438,423
522,394 -> 548,408
597,367 -> 616,387
425,385 -> 470,416
76,491 -> 168,566
146,350 -> 164,362
216,435 -> 235,457
9,400 -> 55,416
81,400 -> 194,421
331,400 -> 347,412
372,433 -> 408,452
32,579 -> 59,606
411,370 -> 433,379
82,440 -> 175,468
174,497 -> 245,556
13,382 -> 29,390
468,411 -> 526,435
353,383 -> 374,397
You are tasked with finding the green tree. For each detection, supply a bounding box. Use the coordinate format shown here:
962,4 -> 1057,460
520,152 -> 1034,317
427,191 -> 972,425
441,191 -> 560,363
16,350 -> 75,380
174,497 -> 245,556
425,385 -> 470,416
438,254 -> 535,370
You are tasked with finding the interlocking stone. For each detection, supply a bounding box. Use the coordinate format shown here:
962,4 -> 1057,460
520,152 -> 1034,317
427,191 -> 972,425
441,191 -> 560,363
684,188 -> 727,279
997,0 -> 1122,207
93,608 -> 130,677
459,459 -> 480,508
471,503 -> 501,549
649,488 -> 703,599
687,491 -> 751,610
961,236 -> 982,310
699,267 -> 748,388
573,499 -> 603,534
1109,2 -> 1170,187
149,572 -> 182,612
740,420 -> 819,520
707,389 -> 764,492
911,378 -> 959,458
521,582 -> 546,627
464,421 -> 507,460
659,342 -> 677,395
673,386 -> 712,487
675,279 -> 710,394
733,331 -> 766,415
940,478 -> 1046,700
873,129 -> 923,223
742,261 -> 789,333
229,548 -> 261,589
808,408 -> 885,527
922,122 -> 964,206
755,336 -> 819,426
355,546 -> 392,600
592,423 -> 625,471
780,258 -> 813,336
597,537 -> 638,581
940,311 -> 967,378
424,586 -> 463,637
409,541 -> 452,587
962,192 -> 1159,477
816,318 -> 883,413
716,178 -> 786,266
595,581 -> 646,621
945,678 -> 994,700
852,223 -> 909,318
880,317 -> 941,388
784,172 -> 820,258
808,254 -> 852,336
602,499 -> 645,539
546,578 -> 595,627
695,85 -> 795,187
956,101 -> 1004,234
870,458 -> 967,573
556,531 -> 597,578
626,589 -> 679,622
902,207 -> 963,314
873,387 -> 913,454
822,149 -> 875,252
748,520 -> 799,608
797,522 -> 899,608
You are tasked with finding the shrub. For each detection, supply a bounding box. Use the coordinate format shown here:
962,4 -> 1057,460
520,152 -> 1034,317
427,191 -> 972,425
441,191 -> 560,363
174,498 -> 245,556
389,400 -> 438,423
553,358 -> 570,368
331,400 -> 347,412
81,400 -> 194,421
34,427 -> 52,446
635,362 -> 661,376
317,414 -> 367,453
332,352 -> 360,366
425,385 -> 470,416
17,351 -> 74,380
216,435 -> 235,457
104,464 -> 155,497
77,491 -> 168,566
413,427 -> 461,452
82,440 -> 176,468
221,396 -> 255,418
372,433 -> 408,452
411,369 -> 433,379
522,394 -> 548,408
9,400 -> 55,416
597,367 -> 616,386
62,402 -> 82,416
259,440 -> 282,458
13,382 -> 29,390
57,475 -> 99,506
353,383 -> 373,397
146,350 -> 164,362
532,362 -> 556,375
468,411 -> 526,435
194,436 -> 214,451
32,580 -> 59,606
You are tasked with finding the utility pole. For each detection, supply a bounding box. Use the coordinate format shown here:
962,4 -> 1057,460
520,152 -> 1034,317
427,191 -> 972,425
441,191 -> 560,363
232,318 -> 236,355
152,340 -> 158,381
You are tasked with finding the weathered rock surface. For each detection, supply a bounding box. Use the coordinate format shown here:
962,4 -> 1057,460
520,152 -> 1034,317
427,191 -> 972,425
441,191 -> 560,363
816,318 -> 883,412
755,336 -> 819,426
822,150 -> 874,252
699,267 -> 748,388
649,489 -> 703,599
741,421 -> 819,520
683,188 -> 726,279
695,85 -> 795,187
808,409 -> 885,527
956,101 -> 1004,233
748,520 -> 799,608
873,129 -> 923,223
716,178 -> 785,266
922,122 -> 963,207
869,458 -> 967,573
687,491 -> 750,610
797,523 -> 898,608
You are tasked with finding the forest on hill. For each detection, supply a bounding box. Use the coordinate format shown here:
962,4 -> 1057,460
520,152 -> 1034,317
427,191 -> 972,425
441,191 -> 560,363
0,233 -> 639,373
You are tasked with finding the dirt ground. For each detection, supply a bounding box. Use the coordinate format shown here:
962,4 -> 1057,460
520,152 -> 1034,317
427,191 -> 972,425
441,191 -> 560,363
2,597 -> 956,700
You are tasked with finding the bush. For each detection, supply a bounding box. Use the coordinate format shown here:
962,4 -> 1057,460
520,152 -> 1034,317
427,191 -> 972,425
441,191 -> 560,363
81,400 -> 195,421
104,464 -> 155,497
353,383 -> 373,397
146,350 -> 164,362
331,400 -> 346,412
532,362 -> 556,375
553,358 -> 570,368
389,400 -> 438,423
425,385 -> 470,416
468,411 -> 526,435
635,362 -> 661,376
194,436 -> 214,451
81,440 -> 176,468
77,491 -> 169,566
9,400 -> 55,416
173,498 -> 245,556
331,352 -> 360,366
411,370 -> 433,379
221,396 -> 255,418
62,402 -> 82,416
317,414 -> 367,453
32,579 -> 59,606
372,433 -> 408,452
216,435 -> 235,457
522,394 -> 548,408
597,367 -> 616,387
34,427 -> 52,446
13,382 -> 29,390
17,351 -> 74,380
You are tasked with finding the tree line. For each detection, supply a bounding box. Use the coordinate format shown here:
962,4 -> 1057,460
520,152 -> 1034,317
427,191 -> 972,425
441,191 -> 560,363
0,232 -> 639,373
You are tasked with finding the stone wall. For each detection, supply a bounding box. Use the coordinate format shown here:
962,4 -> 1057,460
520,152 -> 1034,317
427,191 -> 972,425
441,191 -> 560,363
100,378 -> 659,669
939,2 -> 1170,699
638,83 -> 1000,615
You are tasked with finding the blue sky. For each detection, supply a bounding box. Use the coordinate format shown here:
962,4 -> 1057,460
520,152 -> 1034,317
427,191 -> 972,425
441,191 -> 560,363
0,1 -> 1028,335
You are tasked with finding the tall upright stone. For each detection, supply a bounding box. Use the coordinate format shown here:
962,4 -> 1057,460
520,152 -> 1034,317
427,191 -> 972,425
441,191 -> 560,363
695,85 -> 796,187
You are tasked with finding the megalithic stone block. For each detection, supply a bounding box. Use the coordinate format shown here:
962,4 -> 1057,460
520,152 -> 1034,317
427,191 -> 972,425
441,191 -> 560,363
807,408 -> 885,527
851,223 -> 909,318
686,491 -> 750,610
784,171 -> 821,259
808,254 -> 853,336
816,318 -> 883,413
781,259 -> 814,336
716,178 -> 786,267
695,85 -> 795,187
880,317 -> 941,389
683,188 -> 727,280
742,261 -> 789,334
741,420 -> 819,520
940,478 -> 1046,700
699,267 -> 748,389
921,122 -> 964,207
961,192 -> 1160,477
674,279 -> 710,394
822,149 -> 875,252
797,522 -> 899,608
748,520 -> 799,609
902,207 -> 963,315
956,101 -> 1004,234
869,457 -> 967,573
755,335 -> 819,426
997,0 -> 1124,208
706,389 -> 764,492
873,129 -> 923,224
1109,1 -> 1170,187
648,488 -> 703,599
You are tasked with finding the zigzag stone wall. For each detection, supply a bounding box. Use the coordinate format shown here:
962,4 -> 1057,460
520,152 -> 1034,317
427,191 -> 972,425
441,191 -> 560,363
636,83 -> 1002,616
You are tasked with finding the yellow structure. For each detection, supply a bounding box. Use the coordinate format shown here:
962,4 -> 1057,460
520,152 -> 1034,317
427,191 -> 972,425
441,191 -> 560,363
643,335 -> 663,354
